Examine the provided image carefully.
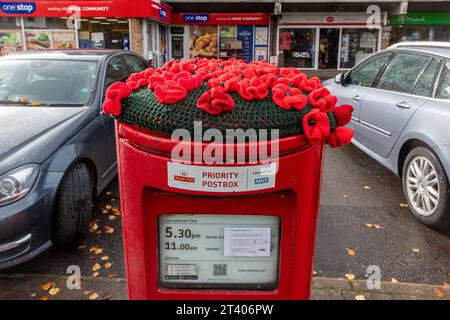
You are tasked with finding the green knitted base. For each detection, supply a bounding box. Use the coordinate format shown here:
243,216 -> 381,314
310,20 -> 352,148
117,82 -> 337,139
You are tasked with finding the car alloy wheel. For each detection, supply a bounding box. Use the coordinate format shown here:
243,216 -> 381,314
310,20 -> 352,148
405,155 -> 440,217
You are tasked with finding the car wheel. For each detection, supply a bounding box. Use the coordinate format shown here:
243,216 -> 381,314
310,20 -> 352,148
52,162 -> 93,248
402,147 -> 450,229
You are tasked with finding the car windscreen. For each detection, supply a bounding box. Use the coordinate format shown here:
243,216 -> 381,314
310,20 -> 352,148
0,59 -> 98,106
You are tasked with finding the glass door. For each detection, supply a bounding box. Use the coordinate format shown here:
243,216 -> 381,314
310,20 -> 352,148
318,28 -> 339,69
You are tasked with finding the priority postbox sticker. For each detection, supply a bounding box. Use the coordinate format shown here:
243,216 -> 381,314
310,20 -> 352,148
167,162 -> 277,192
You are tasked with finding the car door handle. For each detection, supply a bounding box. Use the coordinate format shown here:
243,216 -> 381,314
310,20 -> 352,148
353,95 -> 362,101
396,101 -> 411,109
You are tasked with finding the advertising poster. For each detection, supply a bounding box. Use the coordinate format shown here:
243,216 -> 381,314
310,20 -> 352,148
25,30 -> 52,50
255,47 -> 268,62
279,31 -> 291,50
237,25 -> 253,63
189,25 -> 218,59
51,31 -> 77,49
0,30 -> 22,56
255,27 -> 268,46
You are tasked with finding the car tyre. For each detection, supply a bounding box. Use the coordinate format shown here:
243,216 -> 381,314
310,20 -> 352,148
52,162 -> 93,247
402,147 -> 450,229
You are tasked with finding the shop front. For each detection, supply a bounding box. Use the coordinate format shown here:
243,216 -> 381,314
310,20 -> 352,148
0,0 -> 171,56
144,3 -> 172,68
390,12 -> 450,44
278,12 -> 386,71
170,13 -> 270,63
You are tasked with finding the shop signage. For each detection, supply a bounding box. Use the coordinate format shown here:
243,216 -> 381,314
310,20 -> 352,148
392,12 -> 450,26
174,13 -> 270,26
237,25 -> 254,63
0,0 -> 172,20
0,2 -> 36,14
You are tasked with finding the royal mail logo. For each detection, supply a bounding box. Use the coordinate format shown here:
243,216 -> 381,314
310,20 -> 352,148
173,171 -> 195,184
0,2 -> 36,14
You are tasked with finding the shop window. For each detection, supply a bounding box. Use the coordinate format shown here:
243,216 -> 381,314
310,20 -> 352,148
412,58 -> 442,97
340,28 -> 379,69
436,61 -> 450,99
24,17 -> 70,30
278,28 -> 315,69
345,52 -> 392,87
378,53 -> 430,93
0,18 -> 23,56
389,26 -> 433,45
79,18 -> 130,50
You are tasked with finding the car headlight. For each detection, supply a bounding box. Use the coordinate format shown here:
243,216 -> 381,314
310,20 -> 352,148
0,164 -> 39,207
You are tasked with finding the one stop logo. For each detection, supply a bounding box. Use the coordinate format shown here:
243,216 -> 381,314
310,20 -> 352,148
0,2 -> 36,14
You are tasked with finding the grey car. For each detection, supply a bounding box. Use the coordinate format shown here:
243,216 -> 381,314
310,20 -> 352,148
0,50 -> 150,269
324,42 -> 450,229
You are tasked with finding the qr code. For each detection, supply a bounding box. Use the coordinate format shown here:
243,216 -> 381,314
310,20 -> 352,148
213,264 -> 227,276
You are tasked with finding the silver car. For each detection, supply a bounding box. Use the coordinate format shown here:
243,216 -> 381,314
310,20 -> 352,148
324,42 -> 450,229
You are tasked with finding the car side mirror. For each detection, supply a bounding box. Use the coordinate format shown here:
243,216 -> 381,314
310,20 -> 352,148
335,73 -> 344,84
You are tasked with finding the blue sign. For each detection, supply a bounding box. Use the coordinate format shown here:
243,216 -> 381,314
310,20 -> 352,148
182,13 -> 209,23
0,2 -> 36,14
237,25 -> 254,63
159,8 -> 167,20
255,177 -> 269,185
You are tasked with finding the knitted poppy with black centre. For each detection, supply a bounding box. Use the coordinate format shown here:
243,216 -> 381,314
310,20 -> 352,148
102,58 -> 354,147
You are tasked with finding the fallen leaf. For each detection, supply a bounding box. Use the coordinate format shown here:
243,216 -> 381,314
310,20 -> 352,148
106,205 -> 112,210
94,248 -> 103,255
102,292 -> 113,300
109,215 -> 117,221
364,185 -> 371,190
366,223 -> 381,229
400,203 -> 409,208
39,296 -> 49,301
48,287 -> 60,296
391,278 -> 398,284
355,295 -> 366,300
347,248 -> 357,256
313,270 -> 318,276
92,263 -> 101,271
78,245 -> 86,250
345,273 -> 355,281
412,248 -> 420,253
110,198 -> 116,202
101,256 -> 109,261
30,293 -> 37,297
106,191 -> 114,196
113,210 -> 121,216
89,256 -> 96,260
434,289 -> 445,298
104,263 -> 112,269
84,291 -> 91,296
108,273 -> 117,279
89,246 -> 97,253
94,230 -> 102,235
343,194 -> 350,199
67,275 -> 80,284
89,223 -> 99,232
104,226 -> 114,234
92,272 -> 100,277
444,282 -> 450,289
40,282 -> 55,291
89,292 -> 99,300
102,210 -> 109,214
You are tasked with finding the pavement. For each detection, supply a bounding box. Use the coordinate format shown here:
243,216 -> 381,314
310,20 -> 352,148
1,144 -> 449,300
0,274 -> 448,300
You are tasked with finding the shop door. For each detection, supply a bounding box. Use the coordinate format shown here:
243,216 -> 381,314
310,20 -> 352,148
319,28 -> 339,69
158,25 -> 169,67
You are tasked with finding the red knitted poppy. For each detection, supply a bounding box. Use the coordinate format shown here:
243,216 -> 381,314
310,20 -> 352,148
154,81 -> 187,104
334,104 -> 354,127
102,82 -> 132,117
326,127 -> 354,148
302,108 -> 331,144
197,87 -> 235,115
308,87 -> 338,112
148,74 -> 166,89
173,71 -> 203,91
126,72 -> 149,91
298,76 -> 322,93
272,84 -> 308,111
237,77 -> 269,101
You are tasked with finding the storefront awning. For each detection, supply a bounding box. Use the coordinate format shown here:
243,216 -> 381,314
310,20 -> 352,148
391,12 -> 450,26
0,0 -> 172,22
172,13 -> 270,26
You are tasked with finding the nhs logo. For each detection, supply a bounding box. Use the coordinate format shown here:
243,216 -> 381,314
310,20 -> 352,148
183,14 -> 209,23
159,8 -> 167,20
0,2 -> 36,14
254,177 -> 269,185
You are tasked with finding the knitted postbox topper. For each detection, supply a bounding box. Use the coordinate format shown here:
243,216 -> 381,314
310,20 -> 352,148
102,58 -> 354,147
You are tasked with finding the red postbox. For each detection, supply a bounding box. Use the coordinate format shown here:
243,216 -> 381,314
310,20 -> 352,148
103,58 -> 354,300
